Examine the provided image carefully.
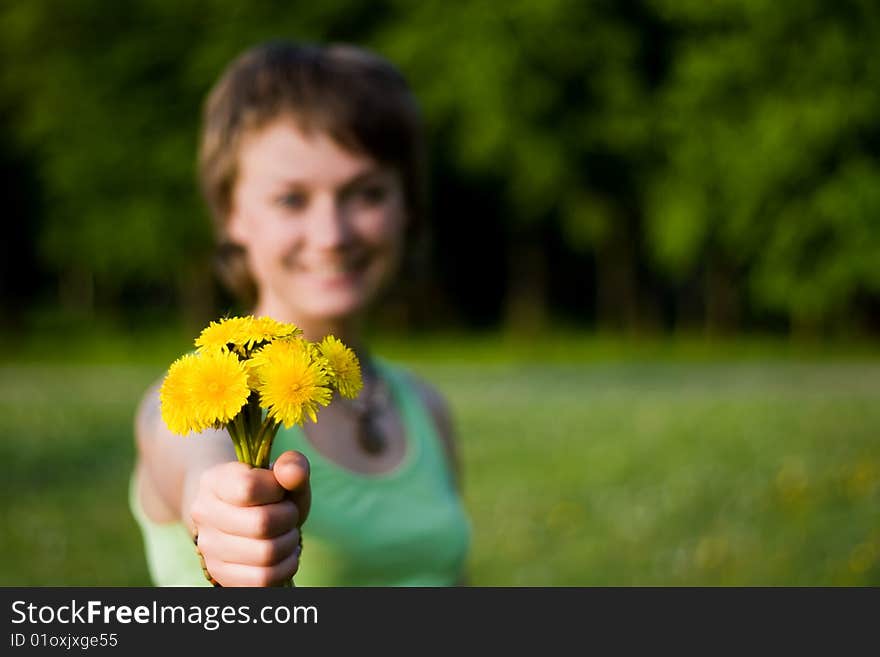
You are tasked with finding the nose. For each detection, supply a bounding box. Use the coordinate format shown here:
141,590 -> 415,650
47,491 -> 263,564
307,195 -> 352,251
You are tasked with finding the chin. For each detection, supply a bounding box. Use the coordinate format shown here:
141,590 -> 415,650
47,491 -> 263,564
301,270 -> 388,315
291,290 -> 372,323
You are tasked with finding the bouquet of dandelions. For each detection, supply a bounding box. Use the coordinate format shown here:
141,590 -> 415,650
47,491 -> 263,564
159,315 -> 363,468
160,316 -> 361,587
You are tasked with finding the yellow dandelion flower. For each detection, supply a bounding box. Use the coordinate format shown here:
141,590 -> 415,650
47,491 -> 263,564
256,339 -> 332,428
195,316 -> 253,352
248,316 -> 301,344
159,353 -> 204,435
319,335 -> 363,399
197,316 -> 303,354
188,349 -> 250,427
243,357 -> 263,390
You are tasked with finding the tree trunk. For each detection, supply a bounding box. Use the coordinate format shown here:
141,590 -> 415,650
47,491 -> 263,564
704,260 -> 740,335
595,230 -> 638,333
177,263 -> 216,333
504,239 -> 548,335
58,266 -> 94,316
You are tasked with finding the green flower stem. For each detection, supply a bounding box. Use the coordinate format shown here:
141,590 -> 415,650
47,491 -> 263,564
239,403 -> 253,461
232,417 -> 254,464
225,420 -> 245,463
248,393 -> 262,440
233,412 -> 254,465
254,420 -> 280,469
251,415 -> 269,465
246,394 -> 264,465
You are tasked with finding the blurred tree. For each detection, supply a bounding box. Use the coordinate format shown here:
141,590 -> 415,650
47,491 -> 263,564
645,0 -> 880,334
377,0 -> 666,332
1,1 -> 212,324
0,105 -> 44,330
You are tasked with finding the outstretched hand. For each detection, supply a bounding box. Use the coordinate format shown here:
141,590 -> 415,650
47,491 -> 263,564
190,450 -> 310,587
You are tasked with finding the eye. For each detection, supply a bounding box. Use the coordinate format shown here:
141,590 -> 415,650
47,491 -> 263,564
356,184 -> 388,206
276,192 -> 308,211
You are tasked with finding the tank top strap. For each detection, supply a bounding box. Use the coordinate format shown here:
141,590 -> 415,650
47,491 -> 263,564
373,358 -> 456,487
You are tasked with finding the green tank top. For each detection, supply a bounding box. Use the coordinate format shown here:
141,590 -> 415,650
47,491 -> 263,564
130,360 -> 471,587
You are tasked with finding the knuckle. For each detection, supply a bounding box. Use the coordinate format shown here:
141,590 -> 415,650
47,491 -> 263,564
252,508 -> 273,537
244,477 -> 262,503
251,567 -> 275,588
284,501 -> 300,528
203,557 -> 223,583
256,540 -> 279,566
221,460 -> 248,476
279,551 -> 300,579
190,501 -> 204,526
233,475 -> 258,504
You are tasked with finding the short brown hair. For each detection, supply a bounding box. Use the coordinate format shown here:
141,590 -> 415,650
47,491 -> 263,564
198,41 -> 426,306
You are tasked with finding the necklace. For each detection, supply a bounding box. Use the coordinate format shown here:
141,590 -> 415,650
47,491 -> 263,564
343,356 -> 391,455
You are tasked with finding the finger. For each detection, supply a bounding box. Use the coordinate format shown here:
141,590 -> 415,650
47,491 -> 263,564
272,450 -> 309,491
194,495 -> 298,539
211,466 -> 286,507
205,550 -> 300,587
290,481 -> 311,527
273,451 -> 311,526
198,526 -> 300,567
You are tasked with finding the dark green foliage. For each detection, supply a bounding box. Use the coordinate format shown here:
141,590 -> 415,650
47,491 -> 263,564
1,0 -> 878,333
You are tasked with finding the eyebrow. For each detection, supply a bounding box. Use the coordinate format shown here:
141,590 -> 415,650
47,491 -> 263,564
276,168 -> 390,194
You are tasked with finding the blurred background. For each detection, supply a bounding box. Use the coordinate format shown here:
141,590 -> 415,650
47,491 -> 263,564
1,0 -> 878,585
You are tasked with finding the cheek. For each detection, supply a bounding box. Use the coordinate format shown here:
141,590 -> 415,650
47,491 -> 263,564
362,201 -> 406,252
237,218 -> 296,280
371,222 -> 407,295
362,214 -> 405,279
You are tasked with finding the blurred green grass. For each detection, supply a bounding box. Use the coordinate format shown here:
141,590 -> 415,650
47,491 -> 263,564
1,334 -> 879,585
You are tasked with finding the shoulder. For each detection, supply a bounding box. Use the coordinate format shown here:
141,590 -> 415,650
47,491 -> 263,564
404,372 -> 462,488
134,379 -> 164,448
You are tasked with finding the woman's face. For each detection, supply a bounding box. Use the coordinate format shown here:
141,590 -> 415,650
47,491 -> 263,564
227,117 -> 406,324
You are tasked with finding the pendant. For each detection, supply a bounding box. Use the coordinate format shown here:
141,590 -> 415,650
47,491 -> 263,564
357,416 -> 385,455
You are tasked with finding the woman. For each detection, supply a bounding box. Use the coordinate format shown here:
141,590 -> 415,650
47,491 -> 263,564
131,41 -> 471,586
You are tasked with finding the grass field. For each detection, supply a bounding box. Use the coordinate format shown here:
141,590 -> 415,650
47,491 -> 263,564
1,334 -> 879,585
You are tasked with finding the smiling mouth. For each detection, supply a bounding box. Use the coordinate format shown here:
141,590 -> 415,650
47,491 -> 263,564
304,263 -> 360,276
287,255 -> 369,278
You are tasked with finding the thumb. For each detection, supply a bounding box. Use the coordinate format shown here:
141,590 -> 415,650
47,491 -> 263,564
272,450 -> 311,527
272,450 -> 310,491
